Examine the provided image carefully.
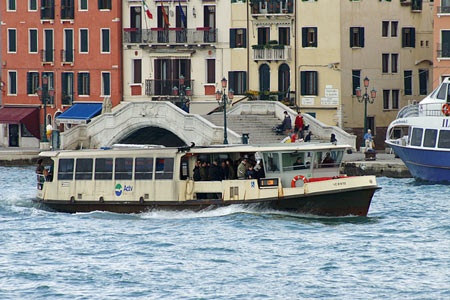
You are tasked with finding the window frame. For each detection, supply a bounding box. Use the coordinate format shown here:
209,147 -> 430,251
29,0 -> 38,11
29,29 -> 38,53
101,72 -> 111,96
382,53 -> 389,73
8,28 -> 17,53
101,28 -> 111,54
79,0 -> 88,11
79,28 -> 89,54
7,0 -> 16,11
27,71 -> 40,95
155,157 -> 174,180
77,72 -> 90,96
95,158 -> 113,180
302,27 -> 317,48
8,71 -> 17,96
404,70 -> 413,96
391,53 -> 398,73
98,0 -> 112,10
300,71 -> 318,96
350,27 -> 364,48
133,59 -> 142,84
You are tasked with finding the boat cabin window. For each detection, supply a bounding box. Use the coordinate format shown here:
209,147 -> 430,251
155,157 -> 174,179
263,152 -> 280,173
58,158 -> 74,180
95,158 -> 113,180
135,157 -> 153,180
438,130 -> 450,149
410,128 -> 423,147
423,129 -> 438,148
314,151 -> 342,168
281,152 -> 311,172
75,158 -> 93,180
115,158 -> 133,180
436,83 -> 448,100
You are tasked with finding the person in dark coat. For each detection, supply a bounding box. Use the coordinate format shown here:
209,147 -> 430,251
226,160 -> 236,179
193,160 -> 201,181
281,111 -> 292,134
221,161 -> 229,180
209,160 -> 223,181
245,165 -> 256,179
199,161 -> 208,181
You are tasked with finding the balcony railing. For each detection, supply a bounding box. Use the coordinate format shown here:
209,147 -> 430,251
251,0 -> 294,15
253,47 -> 291,61
123,28 -> 217,45
436,43 -> 450,58
145,79 -> 194,96
41,3 -> 55,20
61,49 -> 74,63
40,49 -> 54,63
61,93 -> 73,106
61,6 -> 74,19
437,6 -> 450,14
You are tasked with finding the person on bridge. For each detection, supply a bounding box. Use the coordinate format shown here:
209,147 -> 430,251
294,111 -> 304,138
281,111 -> 292,135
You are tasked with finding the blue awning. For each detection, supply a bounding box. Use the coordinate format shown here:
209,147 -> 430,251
56,103 -> 102,124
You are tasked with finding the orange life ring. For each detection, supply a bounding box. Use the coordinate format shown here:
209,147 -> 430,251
291,175 -> 308,188
442,103 -> 450,116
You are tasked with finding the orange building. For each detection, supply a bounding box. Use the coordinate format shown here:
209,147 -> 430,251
0,0 -> 122,148
434,1 -> 450,87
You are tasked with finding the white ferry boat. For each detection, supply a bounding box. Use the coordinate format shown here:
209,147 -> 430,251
386,77 -> 450,182
35,143 -> 379,216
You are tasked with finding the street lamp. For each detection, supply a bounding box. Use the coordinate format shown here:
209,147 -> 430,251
355,76 -> 376,138
216,77 -> 234,144
37,75 -> 55,143
173,75 -> 191,111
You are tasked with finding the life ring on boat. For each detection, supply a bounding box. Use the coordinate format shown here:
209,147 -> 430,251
442,103 -> 450,116
291,175 -> 308,188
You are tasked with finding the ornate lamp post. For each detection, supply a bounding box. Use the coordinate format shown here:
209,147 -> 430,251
37,75 -> 55,143
355,76 -> 376,137
216,77 -> 234,144
173,75 -> 192,109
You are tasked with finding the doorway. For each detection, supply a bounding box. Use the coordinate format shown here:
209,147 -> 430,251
9,124 -> 19,147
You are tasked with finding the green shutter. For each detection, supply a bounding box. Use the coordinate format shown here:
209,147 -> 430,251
230,29 -> 236,48
401,28 -> 406,48
27,72 -> 32,94
349,27 -> 354,48
313,27 -> 318,47
313,72 -> 318,95
243,29 -> 247,48
301,71 -> 306,95
360,27 -> 365,48
228,71 -> 235,92
411,28 -> 416,48
302,28 -> 307,47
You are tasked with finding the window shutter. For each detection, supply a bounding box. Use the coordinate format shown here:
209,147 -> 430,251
313,27 -> 318,47
86,73 -> 90,95
62,73 -> 67,95
243,71 -> 247,93
98,0 -> 101,9
401,28 -> 406,48
228,71 -> 235,93
302,28 -> 307,47
77,73 -> 82,95
230,29 -> 236,48
27,73 -> 32,94
313,71 -> 318,95
360,27 -> 365,48
300,71 -> 306,95
243,29 -> 247,48
349,28 -> 354,48
411,28 -> 416,48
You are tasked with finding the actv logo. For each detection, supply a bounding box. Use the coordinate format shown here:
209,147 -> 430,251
115,184 -> 123,196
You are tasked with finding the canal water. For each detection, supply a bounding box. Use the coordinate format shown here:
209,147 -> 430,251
0,166 -> 449,299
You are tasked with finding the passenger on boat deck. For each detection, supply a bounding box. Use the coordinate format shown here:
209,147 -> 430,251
193,160 -> 201,181
209,160 -> 223,181
246,165 -> 256,179
199,161 -> 208,181
36,159 -> 44,174
226,160 -> 236,179
293,157 -> 306,170
237,158 -> 247,179
321,152 -> 335,167
221,161 -> 229,180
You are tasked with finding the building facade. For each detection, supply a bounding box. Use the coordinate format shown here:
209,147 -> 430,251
434,0 -> 450,86
0,0 -> 122,148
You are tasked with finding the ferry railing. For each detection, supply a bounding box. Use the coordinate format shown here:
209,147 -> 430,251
396,104 -> 419,119
397,103 -> 448,119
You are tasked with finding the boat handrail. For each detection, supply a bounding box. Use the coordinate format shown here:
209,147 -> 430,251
397,103 -> 447,119
396,104 -> 419,119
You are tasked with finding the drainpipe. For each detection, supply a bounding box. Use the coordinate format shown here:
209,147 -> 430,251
247,0 -> 249,92
120,0 -> 124,104
294,0 -> 297,107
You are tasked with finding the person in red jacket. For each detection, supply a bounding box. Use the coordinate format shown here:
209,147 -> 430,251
294,111 -> 304,138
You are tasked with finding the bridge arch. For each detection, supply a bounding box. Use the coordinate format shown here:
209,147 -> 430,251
114,125 -> 187,147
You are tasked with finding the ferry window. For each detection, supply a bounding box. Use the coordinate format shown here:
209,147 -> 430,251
115,158 -> 133,180
423,129 -> 438,148
263,152 -> 280,173
58,158 -> 74,180
436,83 -> 448,100
95,158 -> 113,180
155,157 -> 174,179
282,152 -> 309,172
75,158 -> 93,180
438,130 -> 450,149
135,157 -> 153,180
410,128 -> 423,147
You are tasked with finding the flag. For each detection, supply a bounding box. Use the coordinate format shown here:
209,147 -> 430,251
142,0 -> 152,19
178,1 -> 187,28
161,2 -> 170,27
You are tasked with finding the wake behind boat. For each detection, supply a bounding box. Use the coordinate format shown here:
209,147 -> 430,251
35,143 -> 379,216
386,77 -> 450,182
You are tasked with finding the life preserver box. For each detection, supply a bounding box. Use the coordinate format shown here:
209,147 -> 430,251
442,103 -> 450,116
291,175 -> 308,188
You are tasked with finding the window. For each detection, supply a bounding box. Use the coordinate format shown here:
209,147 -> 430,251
302,27 -> 317,47
411,0 -> 422,11
102,72 -> 111,96
438,130 -> 450,148
115,158 -> 133,180
41,0 -> 55,19
207,59 -> 215,84
133,59 -> 142,84
61,0 -> 74,19
101,29 -> 110,53
440,30 -> 450,58
258,27 -> 269,45
301,71 -> 318,96
27,72 -> 39,95
279,27 -> 290,46
42,72 -> 55,104
391,21 -> 398,37
419,69 -> 428,95
367,117 -> 375,135
135,157 -> 153,180
411,128 -> 423,147
228,71 -> 247,95
352,70 -> 360,95
95,158 -> 113,180
43,29 -> 54,62
29,29 -> 38,53
423,129 -> 438,148
402,27 -> 415,48
7,0 -> 16,11
382,21 -> 389,37
8,29 -> 16,53
62,72 -> 74,105
77,72 -> 90,96
263,152 -> 280,173
391,53 -> 398,73
79,29 -> 89,53
79,0 -> 88,10
29,0 -> 37,11
392,89 -> 399,109
63,29 -> 74,63
98,0 -> 111,10
155,158 -> 174,179
58,159 -> 74,180
21,124 -> 34,137
382,53 -> 389,73
404,70 -> 412,95
383,90 -> 390,110
75,158 -> 93,180
230,29 -> 246,48
350,27 -> 364,48
8,71 -> 17,95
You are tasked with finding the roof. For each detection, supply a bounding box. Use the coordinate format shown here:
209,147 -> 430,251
56,102 -> 102,124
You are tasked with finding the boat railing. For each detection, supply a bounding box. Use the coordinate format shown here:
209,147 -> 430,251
397,103 -> 447,119
396,104 -> 419,119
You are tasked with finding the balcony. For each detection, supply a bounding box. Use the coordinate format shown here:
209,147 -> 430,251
61,5 -> 74,20
437,6 -> 450,14
252,46 -> 291,61
40,3 -> 55,20
436,43 -> 450,59
123,28 -> 217,45
251,0 -> 294,16
61,49 -> 74,64
40,49 -> 54,63
145,79 -> 194,96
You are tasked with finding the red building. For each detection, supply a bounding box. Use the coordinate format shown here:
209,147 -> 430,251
0,0 -> 122,148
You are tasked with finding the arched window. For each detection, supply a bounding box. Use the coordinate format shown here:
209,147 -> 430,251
278,63 -> 290,101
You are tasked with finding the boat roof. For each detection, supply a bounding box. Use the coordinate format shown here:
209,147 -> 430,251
39,143 -> 350,158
